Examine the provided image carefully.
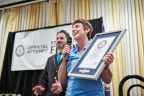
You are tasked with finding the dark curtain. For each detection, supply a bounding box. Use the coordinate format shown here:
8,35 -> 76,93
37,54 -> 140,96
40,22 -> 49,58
89,17 -> 103,39
0,17 -> 103,96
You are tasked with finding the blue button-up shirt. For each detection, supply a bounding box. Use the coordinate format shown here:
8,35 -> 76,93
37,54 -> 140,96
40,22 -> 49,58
66,40 -> 105,96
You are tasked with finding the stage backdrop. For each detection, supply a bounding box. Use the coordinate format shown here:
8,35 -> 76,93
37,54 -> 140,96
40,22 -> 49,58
11,25 -> 76,71
0,17 -> 103,96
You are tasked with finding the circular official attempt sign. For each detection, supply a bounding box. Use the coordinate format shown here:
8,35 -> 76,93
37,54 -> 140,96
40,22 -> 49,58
15,45 -> 25,57
97,40 -> 107,49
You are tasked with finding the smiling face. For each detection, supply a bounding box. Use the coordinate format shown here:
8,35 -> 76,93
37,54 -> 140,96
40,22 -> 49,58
72,23 -> 90,41
72,19 -> 93,40
56,33 -> 67,51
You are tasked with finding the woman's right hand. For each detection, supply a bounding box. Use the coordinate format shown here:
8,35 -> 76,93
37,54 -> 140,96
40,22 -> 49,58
62,45 -> 72,59
58,45 -> 72,84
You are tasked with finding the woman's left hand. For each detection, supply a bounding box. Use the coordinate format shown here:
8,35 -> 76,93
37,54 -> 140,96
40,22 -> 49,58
102,53 -> 114,68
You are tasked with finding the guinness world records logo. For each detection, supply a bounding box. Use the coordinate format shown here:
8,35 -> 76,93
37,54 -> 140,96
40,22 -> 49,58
15,45 -> 25,57
97,40 -> 107,49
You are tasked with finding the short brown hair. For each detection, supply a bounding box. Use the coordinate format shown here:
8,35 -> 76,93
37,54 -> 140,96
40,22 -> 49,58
57,30 -> 70,38
72,19 -> 93,40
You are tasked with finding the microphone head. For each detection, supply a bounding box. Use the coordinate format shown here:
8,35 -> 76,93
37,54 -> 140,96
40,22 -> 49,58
67,37 -> 72,44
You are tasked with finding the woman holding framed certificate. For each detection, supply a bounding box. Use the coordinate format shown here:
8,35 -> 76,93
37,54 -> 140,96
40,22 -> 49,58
58,19 -> 114,96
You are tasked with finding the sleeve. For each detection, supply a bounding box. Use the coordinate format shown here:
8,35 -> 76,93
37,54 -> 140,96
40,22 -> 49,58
37,58 -> 50,88
61,80 -> 68,92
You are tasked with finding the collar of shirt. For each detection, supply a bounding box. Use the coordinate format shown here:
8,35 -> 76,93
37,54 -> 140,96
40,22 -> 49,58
72,39 -> 92,54
57,51 -> 63,59
57,50 -> 62,55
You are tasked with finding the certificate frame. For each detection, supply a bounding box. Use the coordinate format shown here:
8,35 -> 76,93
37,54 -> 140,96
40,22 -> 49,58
68,29 -> 127,80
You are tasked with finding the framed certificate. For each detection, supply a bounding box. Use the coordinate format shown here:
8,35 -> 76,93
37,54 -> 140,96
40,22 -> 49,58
68,29 -> 127,80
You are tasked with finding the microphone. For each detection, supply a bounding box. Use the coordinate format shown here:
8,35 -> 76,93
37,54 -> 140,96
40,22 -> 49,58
65,37 -> 72,65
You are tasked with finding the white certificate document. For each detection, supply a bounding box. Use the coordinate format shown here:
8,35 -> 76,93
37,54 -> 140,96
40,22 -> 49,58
78,36 -> 116,69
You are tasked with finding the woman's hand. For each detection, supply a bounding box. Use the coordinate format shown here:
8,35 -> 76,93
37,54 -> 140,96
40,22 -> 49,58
62,45 -> 72,59
101,53 -> 114,84
102,53 -> 114,68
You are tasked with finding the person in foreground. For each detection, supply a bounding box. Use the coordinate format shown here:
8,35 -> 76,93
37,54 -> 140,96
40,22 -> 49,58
32,30 -> 70,96
58,19 -> 114,96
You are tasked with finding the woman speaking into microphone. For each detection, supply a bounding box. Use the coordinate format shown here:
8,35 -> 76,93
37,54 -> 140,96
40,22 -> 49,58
58,19 -> 114,96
